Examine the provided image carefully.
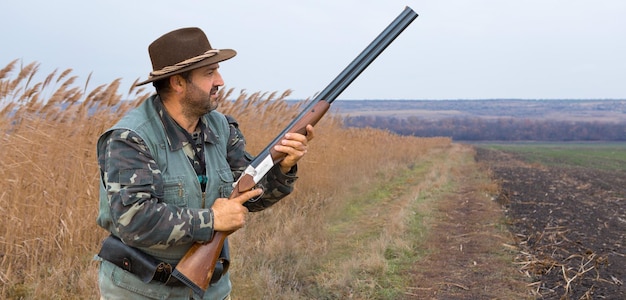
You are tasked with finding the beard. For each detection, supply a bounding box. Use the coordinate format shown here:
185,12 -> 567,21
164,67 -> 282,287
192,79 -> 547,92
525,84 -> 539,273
181,82 -> 219,118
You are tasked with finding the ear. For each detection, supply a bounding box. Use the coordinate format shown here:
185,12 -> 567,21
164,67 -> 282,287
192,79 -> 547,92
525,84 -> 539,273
169,75 -> 185,93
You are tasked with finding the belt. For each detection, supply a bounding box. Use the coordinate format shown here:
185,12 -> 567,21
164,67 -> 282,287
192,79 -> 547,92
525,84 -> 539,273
98,235 -> 227,288
98,236 -> 185,286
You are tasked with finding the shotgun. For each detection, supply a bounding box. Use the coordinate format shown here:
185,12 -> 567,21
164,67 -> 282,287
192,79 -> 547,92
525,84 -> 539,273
172,6 -> 419,296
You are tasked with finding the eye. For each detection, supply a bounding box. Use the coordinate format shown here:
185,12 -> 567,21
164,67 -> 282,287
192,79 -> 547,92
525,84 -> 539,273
203,66 -> 219,77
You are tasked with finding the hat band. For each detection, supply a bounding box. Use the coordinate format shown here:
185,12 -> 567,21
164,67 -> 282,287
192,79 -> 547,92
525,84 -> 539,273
149,49 -> 221,77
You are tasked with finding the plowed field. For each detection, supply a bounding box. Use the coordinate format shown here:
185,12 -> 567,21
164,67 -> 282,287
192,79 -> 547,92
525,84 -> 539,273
476,147 -> 625,299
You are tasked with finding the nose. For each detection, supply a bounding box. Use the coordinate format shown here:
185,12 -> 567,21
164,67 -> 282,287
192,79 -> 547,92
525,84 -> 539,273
214,70 -> 225,86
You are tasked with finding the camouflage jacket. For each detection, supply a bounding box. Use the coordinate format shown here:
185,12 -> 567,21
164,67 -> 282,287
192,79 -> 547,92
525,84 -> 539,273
96,95 -> 297,250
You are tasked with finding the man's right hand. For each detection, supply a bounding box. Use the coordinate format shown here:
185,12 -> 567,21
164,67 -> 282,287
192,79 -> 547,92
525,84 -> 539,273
211,188 -> 263,232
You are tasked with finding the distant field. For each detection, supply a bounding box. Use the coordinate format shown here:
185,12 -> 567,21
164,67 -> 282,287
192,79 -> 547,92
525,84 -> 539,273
334,108 -> 465,119
328,99 -> 626,122
474,141 -> 626,171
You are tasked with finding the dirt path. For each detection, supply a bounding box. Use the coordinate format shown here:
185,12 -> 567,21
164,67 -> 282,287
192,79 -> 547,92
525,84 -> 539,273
404,145 -> 531,299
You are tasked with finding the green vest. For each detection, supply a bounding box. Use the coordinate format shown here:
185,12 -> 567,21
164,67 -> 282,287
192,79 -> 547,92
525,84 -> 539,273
97,95 -> 233,298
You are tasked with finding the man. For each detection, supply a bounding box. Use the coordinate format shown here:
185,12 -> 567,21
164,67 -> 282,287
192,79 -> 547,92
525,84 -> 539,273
95,27 -> 313,299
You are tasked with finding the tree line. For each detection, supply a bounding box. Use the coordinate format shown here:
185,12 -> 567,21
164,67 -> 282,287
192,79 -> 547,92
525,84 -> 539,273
344,116 -> 626,141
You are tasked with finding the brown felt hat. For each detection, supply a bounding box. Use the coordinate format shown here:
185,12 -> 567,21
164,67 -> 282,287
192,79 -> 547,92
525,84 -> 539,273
136,27 -> 236,86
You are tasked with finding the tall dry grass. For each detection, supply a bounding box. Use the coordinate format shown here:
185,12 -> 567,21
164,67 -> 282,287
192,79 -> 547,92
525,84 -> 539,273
0,60 -> 451,299
0,60 -> 149,299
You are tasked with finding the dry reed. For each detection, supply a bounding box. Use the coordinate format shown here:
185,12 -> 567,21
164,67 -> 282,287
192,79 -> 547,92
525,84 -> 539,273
0,60 -> 451,299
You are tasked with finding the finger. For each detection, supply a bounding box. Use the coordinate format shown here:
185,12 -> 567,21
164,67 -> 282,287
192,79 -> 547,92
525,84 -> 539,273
284,131 -> 308,143
283,132 -> 310,148
233,188 -> 263,205
279,139 -> 307,153
305,124 -> 315,141
274,144 -> 306,158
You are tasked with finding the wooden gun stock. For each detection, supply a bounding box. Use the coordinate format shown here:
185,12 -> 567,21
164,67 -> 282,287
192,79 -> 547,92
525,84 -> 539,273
172,6 -> 418,297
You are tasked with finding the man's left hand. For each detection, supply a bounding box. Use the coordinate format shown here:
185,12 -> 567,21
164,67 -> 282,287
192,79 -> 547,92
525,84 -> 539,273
274,124 -> 314,173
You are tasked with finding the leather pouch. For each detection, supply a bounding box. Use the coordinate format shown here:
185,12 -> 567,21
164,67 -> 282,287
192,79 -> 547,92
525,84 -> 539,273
97,235 -> 165,283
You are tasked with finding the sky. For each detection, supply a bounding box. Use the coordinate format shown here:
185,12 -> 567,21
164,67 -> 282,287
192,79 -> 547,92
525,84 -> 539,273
2,0 -> 625,100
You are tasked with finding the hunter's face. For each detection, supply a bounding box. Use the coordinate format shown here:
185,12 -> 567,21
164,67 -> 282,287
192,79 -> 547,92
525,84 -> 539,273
182,64 -> 223,115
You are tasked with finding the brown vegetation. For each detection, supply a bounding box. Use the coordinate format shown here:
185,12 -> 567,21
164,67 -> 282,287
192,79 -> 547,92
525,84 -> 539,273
1,60 -> 474,299
0,60 -> 150,299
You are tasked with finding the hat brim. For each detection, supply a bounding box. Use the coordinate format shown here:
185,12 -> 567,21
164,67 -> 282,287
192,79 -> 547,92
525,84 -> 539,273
135,49 -> 236,86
